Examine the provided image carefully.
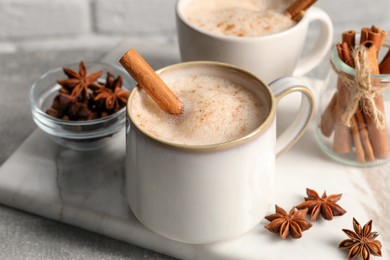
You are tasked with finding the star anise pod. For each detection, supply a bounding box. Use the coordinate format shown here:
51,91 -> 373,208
103,72 -> 116,91
264,205 -> 312,239
46,93 -> 95,121
339,218 -> 382,260
296,188 -> 346,221
94,75 -> 129,111
57,61 -> 103,100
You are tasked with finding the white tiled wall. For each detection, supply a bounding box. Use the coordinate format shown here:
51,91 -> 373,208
0,0 -> 389,52
0,0 -> 91,39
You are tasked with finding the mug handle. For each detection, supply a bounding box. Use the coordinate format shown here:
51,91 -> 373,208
293,7 -> 333,77
269,77 -> 315,156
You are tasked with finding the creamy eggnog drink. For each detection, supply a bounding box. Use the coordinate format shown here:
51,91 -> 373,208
182,0 -> 296,37
131,75 -> 267,145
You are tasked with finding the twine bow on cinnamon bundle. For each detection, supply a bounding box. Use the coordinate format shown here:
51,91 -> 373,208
320,26 -> 390,163
338,45 -> 390,130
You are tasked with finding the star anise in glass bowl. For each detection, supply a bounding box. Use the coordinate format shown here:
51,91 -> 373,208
30,61 -> 134,151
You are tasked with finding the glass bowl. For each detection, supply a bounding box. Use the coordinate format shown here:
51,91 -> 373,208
30,62 -> 134,151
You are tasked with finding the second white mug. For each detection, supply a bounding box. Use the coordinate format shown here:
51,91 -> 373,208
176,0 -> 333,83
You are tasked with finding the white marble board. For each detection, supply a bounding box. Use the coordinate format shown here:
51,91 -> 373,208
0,42 -> 387,260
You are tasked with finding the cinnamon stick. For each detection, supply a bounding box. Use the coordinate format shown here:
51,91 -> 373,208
360,26 -> 386,56
360,28 -> 370,44
341,38 -> 374,162
332,43 -> 353,154
356,29 -> 388,161
320,94 -> 336,137
120,49 -> 183,115
379,25 -> 390,71
362,41 -> 389,159
371,25 -> 387,47
320,41 -> 353,138
321,27 -> 389,163
332,102 -> 353,153
319,43 -> 353,148
284,0 -> 317,22
342,30 -> 356,52
379,49 -> 390,73
367,94 -> 389,159
340,42 -> 354,67
350,116 -> 365,163
356,103 -> 375,161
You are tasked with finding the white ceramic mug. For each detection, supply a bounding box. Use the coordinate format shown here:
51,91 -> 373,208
176,0 -> 333,83
126,62 -> 314,244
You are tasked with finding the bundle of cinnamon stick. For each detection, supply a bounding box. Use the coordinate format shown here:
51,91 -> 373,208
320,25 -> 390,163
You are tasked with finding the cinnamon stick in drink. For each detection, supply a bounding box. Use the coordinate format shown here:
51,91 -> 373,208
120,49 -> 183,115
284,0 -> 317,22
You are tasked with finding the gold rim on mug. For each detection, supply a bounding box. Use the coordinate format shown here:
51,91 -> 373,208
126,61 -> 277,152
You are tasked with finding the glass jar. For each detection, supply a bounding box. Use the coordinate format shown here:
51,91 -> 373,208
315,46 -> 390,167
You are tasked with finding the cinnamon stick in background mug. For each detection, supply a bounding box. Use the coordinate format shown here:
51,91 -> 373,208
285,0 -> 317,22
176,0 -> 333,82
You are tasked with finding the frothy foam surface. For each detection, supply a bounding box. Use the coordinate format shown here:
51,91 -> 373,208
131,75 -> 268,146
183,0 -> 296,37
